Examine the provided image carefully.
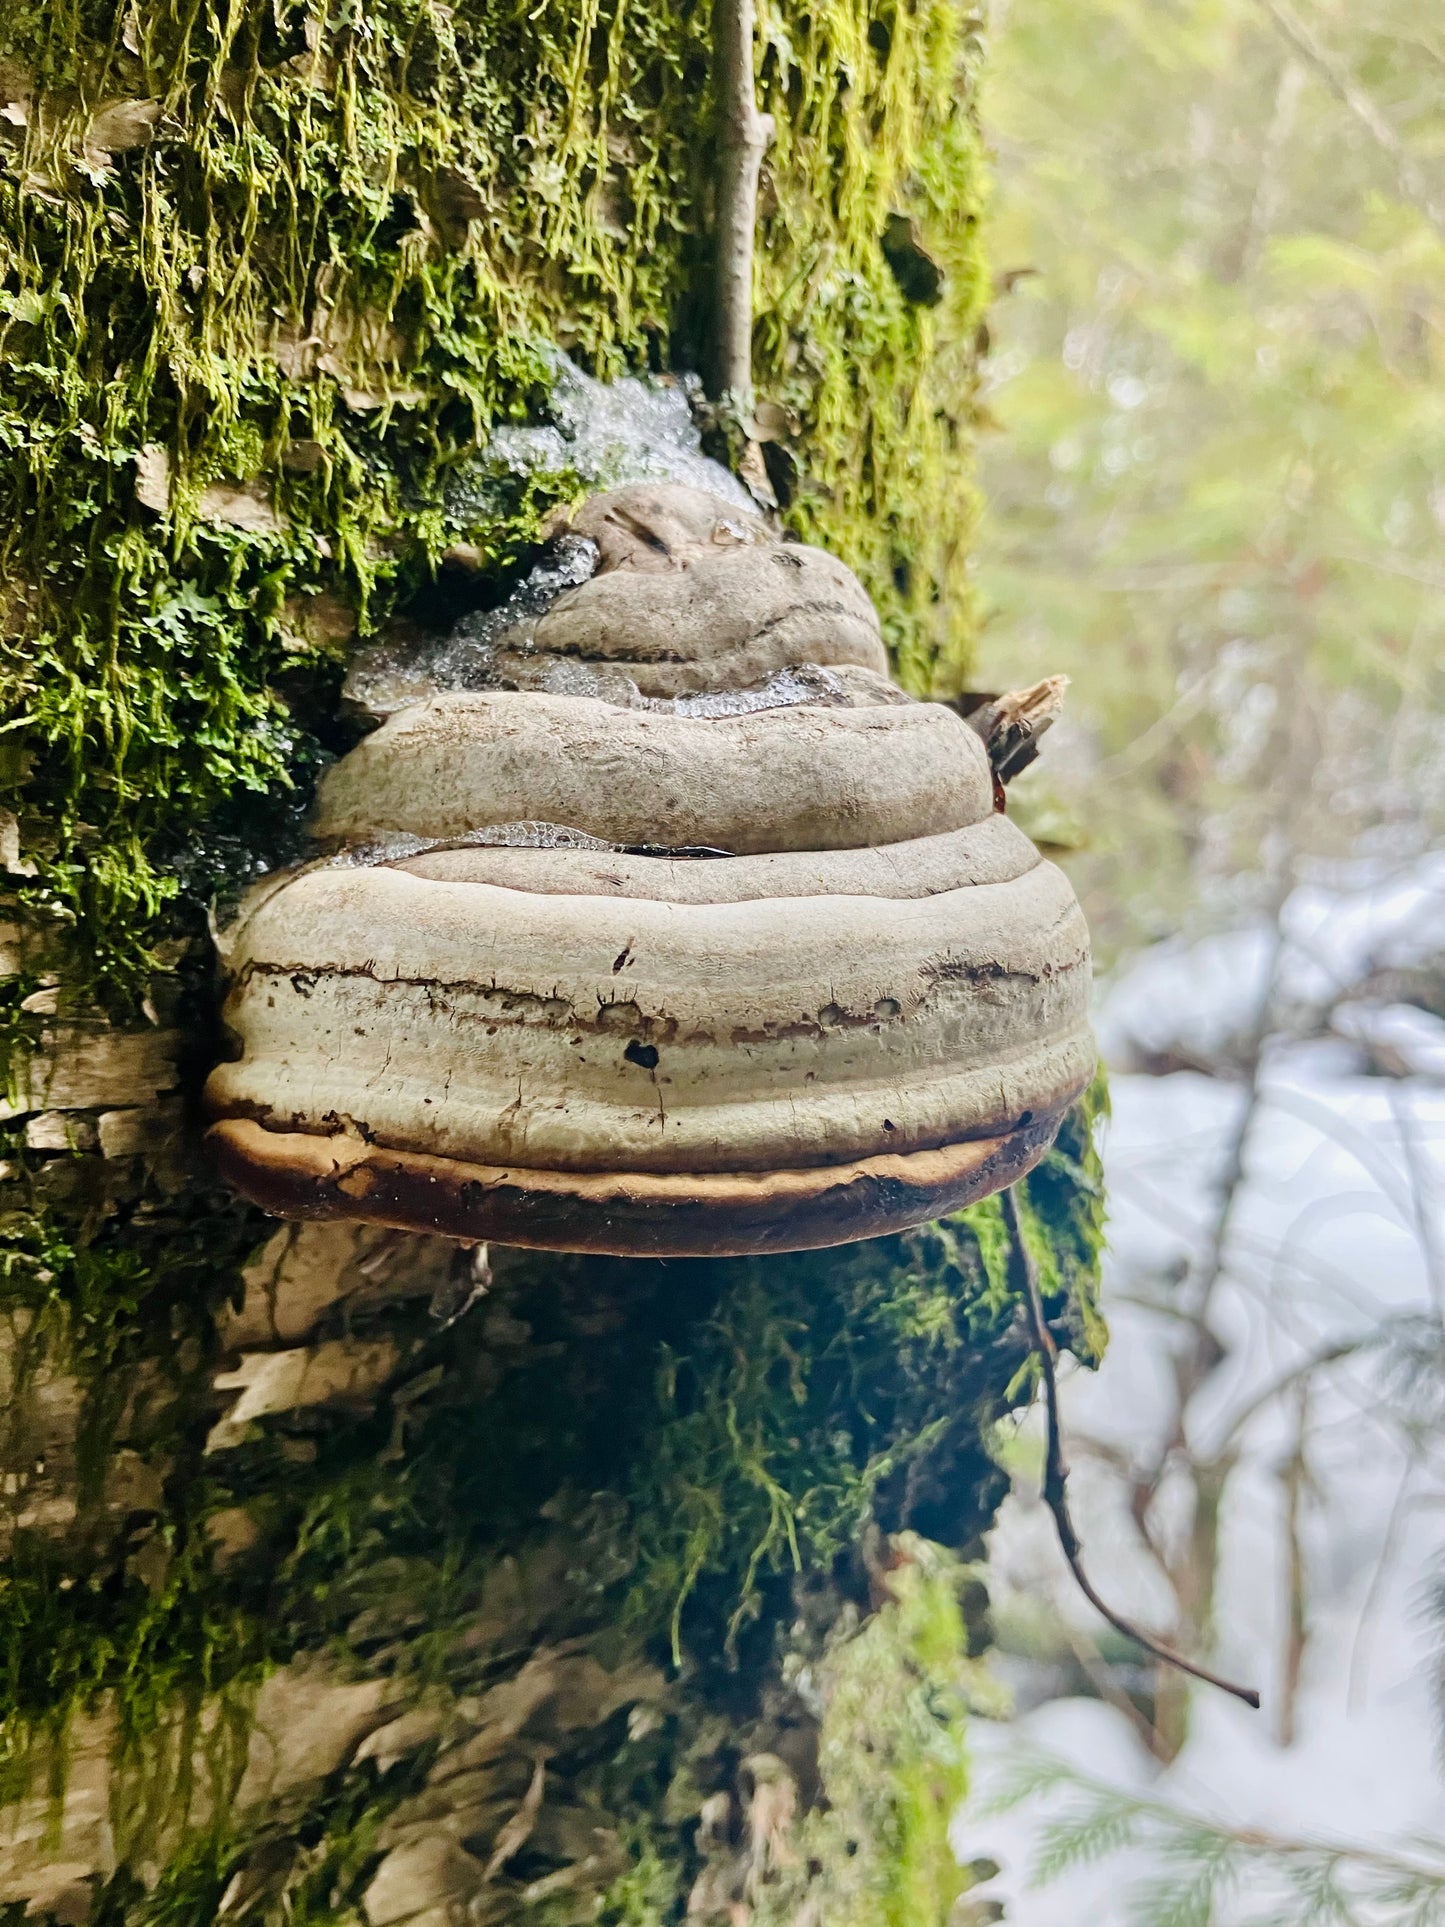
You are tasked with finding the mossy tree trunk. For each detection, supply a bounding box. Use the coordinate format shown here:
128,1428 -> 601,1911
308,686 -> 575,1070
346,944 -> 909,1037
0,4 -> 1103,1922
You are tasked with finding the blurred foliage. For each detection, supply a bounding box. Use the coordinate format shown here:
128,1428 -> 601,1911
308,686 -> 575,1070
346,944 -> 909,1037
976,0 -> 1445,963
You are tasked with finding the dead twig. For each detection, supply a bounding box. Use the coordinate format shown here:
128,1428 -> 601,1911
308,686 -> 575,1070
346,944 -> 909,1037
1002,1185 -> 1262,1711
712,0 -> 772,412
1276,1379 -> 1311,1746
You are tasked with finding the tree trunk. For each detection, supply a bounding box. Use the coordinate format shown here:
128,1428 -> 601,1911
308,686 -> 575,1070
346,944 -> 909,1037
0,4 -> 1104,1921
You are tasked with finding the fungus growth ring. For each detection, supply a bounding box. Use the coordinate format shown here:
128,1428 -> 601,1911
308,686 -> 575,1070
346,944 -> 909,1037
205,484 -> 1094,1256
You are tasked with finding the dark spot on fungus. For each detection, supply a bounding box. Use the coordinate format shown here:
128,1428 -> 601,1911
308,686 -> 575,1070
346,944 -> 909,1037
597,1000 -> 645,1034
613,943 -> 633,973
883,1119 -> 895,1132
624,1040 -> 660,1071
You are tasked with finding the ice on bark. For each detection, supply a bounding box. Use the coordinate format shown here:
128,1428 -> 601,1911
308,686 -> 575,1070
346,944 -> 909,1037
343,533 -> 603,717
346,357 -> 761,718
474,354 -> 754,513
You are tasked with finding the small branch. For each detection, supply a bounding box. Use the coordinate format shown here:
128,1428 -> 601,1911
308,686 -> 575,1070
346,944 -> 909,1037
1002,1186 -> 1261,1711
1056,1616 -> 1170,1760
1258,0 -> 1445,236
711,0 -> 772,413
1276,1380 -> 1310,1747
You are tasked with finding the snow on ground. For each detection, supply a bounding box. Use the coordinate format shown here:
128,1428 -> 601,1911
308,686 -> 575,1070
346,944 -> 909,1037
960,857 -> 1445,1920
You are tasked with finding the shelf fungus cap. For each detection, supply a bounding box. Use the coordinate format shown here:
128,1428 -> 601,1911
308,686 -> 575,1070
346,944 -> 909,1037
206,484 -> 1095,1256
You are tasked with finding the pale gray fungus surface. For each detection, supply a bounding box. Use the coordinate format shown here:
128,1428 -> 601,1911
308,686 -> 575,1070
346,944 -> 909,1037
206,483 -> 1095,1255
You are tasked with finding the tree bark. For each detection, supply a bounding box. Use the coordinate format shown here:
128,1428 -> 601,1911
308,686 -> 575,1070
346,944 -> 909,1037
0,4 -> 1101,1921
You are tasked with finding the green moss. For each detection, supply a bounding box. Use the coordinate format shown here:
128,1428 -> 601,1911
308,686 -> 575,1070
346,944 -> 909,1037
0,0 -> 989,1000
0,6 -> 1105,1911
622,1085 -> 1107,1663
1022,1069 -> 1110,1363
589,1835 -> 688,1926
89,1764 -> 412,1927
0,1161 -> 273,1793
0,1098 -> 1102,1861
753,0 -> 991,695
627,1225 -> 1015,1666
751,1540 -> 993,1927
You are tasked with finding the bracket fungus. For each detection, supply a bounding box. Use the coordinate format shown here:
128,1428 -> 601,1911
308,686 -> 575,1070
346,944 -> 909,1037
205,484 -> 1094,1256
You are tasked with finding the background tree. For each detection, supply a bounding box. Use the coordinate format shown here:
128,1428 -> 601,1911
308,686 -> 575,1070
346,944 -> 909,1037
962,0 -> 1445,1916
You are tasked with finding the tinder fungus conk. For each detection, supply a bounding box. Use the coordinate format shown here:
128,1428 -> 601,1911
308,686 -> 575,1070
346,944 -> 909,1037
205,484 -> 1094,1257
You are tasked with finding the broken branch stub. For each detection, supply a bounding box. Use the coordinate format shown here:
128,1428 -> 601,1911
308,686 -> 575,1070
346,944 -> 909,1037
204,483 -> 1094,1256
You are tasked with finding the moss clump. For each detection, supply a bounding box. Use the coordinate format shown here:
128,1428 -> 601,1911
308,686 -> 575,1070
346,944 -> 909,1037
0,1144 -> 271,1780
625,1096 -> 1105,1668
0,0 -> 988,1000
752,1 -> 990,694
750,1540 -> 996,1927
0,1091 -> 1103,1913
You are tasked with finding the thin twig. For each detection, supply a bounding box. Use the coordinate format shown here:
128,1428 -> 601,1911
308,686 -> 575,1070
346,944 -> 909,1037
711,0 -> 772,411
1056,1615 -> 1169,1759
1276,1379 -> 1310,1746
1002,1185 -> 1262,1711
1258,0 -> 1444,236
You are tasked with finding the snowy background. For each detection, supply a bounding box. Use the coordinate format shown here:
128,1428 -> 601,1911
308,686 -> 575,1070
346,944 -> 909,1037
959,857 -> 1445,1918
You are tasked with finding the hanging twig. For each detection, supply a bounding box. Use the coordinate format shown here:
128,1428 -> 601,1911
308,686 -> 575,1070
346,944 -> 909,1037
1002,1185 -> 1262,1711
712,0 -> 772,414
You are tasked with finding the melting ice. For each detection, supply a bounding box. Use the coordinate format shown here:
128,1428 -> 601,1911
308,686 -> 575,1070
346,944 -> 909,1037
344,533 -> 601,718
335,819 -> 736,868
477,355 -> 755,514
345,355 -> 764,718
